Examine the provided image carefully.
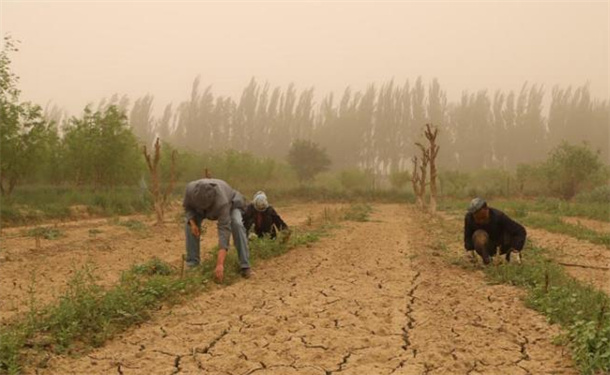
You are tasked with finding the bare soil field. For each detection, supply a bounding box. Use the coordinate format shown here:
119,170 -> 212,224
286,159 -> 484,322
0,203 -> 341,325
15,204 -> 577,375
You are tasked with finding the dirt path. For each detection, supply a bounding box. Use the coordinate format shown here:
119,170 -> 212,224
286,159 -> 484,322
35,204 -> 575,375
561,216 -> 610,234
0,203 -> 340,325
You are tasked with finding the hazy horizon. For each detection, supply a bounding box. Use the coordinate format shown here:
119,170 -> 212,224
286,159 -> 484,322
2,1 -> 608,116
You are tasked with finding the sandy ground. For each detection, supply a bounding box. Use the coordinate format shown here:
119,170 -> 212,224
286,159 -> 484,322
27,205 -> 575,375
561,216 -> 610,234
0,203 -> 340,325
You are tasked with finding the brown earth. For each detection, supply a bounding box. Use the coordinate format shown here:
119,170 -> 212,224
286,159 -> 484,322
561,216 -> 610,234
0,203 -> 340,325
30,205 -> 575,375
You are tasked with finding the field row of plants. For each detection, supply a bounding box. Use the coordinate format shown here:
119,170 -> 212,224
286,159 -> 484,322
0,204 -> 371,375
430,208 -> 609,375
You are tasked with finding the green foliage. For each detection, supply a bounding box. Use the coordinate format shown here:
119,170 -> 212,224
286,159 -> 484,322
516,162 -> 549,196
438,170 -> 470,197
26,226 -> 63,240
118,219 -> 147,232
389,170 -> 411,190
62,106 -> 143,187
0,186 -> 152,227
129,257 -> 173,276
439,143 -> 608,202
201,150 -> 288,190
574,185 -> 610,205
565,311 -> 610,375
339,169 -> 374,192
342,203 -> 373,222
287,139 -> 331,184
544,142 -> 608,200
0,36 -> 57,196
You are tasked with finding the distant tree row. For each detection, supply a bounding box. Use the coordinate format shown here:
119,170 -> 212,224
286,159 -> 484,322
3,36 -> 608,197
120,77 -> 608,173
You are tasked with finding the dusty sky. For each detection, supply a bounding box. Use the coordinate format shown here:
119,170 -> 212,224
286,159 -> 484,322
1,1 -> 608,116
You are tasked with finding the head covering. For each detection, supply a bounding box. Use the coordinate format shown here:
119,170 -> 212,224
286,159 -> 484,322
468,197 -> 487,214
253,191 -> 269,212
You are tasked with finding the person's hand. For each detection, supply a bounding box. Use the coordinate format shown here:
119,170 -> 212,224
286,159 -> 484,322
215,264 -> 224,282
189,221 -> 200,237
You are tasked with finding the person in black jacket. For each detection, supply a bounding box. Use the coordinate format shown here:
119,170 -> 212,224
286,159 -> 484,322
243,191 -> 289,240
464,197 -> 526,265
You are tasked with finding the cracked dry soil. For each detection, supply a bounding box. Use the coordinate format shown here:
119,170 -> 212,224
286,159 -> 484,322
32,204 -> 576,375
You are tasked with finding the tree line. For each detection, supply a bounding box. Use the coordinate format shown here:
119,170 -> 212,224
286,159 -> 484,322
125,77 -> 608,173
2,36 -> 608,196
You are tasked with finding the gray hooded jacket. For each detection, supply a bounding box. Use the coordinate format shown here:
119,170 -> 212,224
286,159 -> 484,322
183,179 -> 245,249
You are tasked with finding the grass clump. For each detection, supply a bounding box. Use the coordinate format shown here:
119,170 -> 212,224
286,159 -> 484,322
118,219 -> 147,232
25,227 -> 64,240
342,203 -> 373,222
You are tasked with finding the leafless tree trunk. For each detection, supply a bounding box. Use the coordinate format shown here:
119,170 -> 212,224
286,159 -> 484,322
411,144 -> 429,210
411,156 -> 423,208
415,142 -> 430,209
143,138 -> 177,224
424,123 -> 440,213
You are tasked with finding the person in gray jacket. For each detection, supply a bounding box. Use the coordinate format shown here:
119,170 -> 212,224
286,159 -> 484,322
183,178 -> 251,281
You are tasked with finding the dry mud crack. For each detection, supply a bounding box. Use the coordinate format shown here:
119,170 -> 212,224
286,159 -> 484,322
33,204 -> 575,375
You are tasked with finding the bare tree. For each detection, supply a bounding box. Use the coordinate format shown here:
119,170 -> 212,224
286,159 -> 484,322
143,138 -> 177,224
423,123 -> 440,213
411,156 -> 423,208
411,141 -> 430,210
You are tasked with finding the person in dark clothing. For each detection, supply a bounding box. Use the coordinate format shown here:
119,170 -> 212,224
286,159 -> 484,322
243,191 -> 289,240
464,197 -> 526,265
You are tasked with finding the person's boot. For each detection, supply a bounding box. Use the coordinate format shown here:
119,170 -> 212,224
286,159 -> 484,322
241,268 -> 252,279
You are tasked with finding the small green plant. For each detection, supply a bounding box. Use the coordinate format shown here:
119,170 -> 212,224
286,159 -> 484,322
129,257 -> 173,276
118,219 -> 147,232
88,228 -> 102,238
343,203 -> 373,222
512,204 -> 528,218
26,227 -> 63,240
